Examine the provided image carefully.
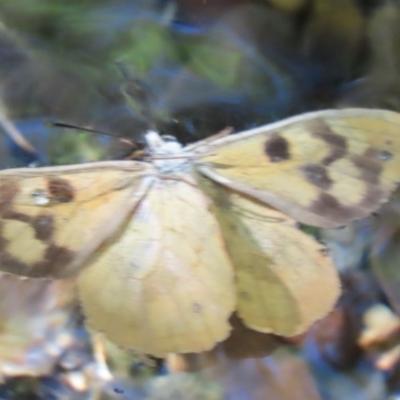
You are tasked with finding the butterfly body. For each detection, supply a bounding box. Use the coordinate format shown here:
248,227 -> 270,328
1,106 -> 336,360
1,108 -> 400,355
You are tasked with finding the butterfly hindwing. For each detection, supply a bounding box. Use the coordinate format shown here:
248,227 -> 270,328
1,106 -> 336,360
77,175 -> 236,356
197,175 -> 340,336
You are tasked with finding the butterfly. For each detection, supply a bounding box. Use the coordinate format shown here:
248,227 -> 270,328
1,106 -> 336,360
1,108 -> 399,356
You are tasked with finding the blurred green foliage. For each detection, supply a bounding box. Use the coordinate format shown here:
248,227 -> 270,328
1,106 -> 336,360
2,0 -> 400,163
47,129 -> 108,165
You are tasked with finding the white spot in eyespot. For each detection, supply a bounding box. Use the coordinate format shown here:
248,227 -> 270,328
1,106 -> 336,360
31,189 -> 50,206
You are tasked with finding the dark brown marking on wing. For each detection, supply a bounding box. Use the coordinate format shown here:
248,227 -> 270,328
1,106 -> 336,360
310,182 -> 386,225
0,220 -> 75,277
32,244 -> 75,277
264,134 -> 290,162
1,210 -> 54,242
0,247 -> 75,278
0,253 -> 32,276
300,163 -> 333,190
311,193 -> 354,222
360,184 -> 384,210
48,177 -> 75,203
0,181 -> 19,212
307,119 -> 348,165
0,221 -> 35,276
32,214 -> 54,241
351,148 -> 383,184
1,210 -> 32,223
0,179 -> 76,277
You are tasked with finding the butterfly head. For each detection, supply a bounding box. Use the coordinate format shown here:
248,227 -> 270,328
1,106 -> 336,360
145,130 -> 193,174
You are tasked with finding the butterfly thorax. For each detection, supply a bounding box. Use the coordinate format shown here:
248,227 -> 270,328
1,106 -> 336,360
145,130 -> 193,175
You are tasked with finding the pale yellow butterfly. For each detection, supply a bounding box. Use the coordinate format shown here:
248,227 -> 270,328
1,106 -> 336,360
1,108 -> 399,355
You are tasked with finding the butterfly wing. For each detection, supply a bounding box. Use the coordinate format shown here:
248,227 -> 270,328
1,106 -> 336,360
197,175 -> 340,336
77,175 -> 236,356
0,161 -> 151,278
197,108 -> 400,228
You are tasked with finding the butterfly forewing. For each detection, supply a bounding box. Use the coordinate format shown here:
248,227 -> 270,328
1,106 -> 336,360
0,161 -> 152,278
197,108 -> 400,228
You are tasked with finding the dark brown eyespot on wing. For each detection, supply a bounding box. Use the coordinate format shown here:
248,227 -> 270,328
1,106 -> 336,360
264,134 -> 290,162
300,163 -> 333,190
48,178 -> 75,203
309,119 -> 347,165
32,214 -> 54,241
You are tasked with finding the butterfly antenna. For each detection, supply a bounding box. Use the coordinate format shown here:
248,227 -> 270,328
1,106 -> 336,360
52,121 -> 140,151
52,121 -> 116,138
